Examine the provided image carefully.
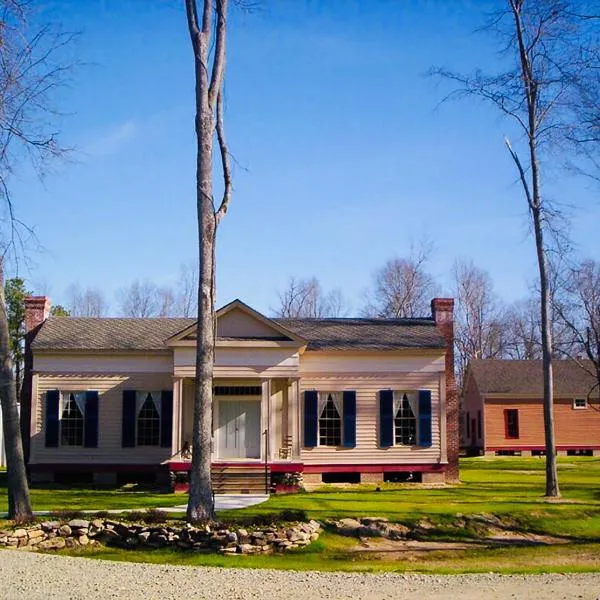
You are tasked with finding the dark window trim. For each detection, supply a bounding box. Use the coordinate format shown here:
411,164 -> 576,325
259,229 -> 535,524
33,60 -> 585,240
504,409 -> 519,439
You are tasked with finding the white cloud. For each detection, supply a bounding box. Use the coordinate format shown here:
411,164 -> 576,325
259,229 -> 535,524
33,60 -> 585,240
84,120 -> 137,158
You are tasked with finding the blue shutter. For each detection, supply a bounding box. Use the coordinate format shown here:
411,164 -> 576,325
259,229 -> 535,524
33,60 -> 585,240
303,391 -> 318,448
418,390 -> 432,447
379,390 -> 394,448
122,390 -> 137,448
45,390 -> 59,447
84,391 -> 99,448
160,390 -> 173,448
342,391 -> 356,448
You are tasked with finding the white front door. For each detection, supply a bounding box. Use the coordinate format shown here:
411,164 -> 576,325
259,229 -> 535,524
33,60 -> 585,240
217,399 -> 261,459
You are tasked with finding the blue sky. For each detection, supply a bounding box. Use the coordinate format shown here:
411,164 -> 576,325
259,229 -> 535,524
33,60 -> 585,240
11,0 -> 599,315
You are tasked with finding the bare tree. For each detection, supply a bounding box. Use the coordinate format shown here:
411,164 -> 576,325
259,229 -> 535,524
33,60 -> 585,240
175,261 -> 198,318
275,276 -> 349,318
453,260 -> 505,386
504,297 -> 543,360
565,16 -> 600,181
364,240 -> 437,318
117,280 -> 160,317
0,0 -> 74,520
185,0 -> 232,522
157,286 -> 176,317
432,0 -> 600,498
66,283 -> 108,317
554,258 -> 600,401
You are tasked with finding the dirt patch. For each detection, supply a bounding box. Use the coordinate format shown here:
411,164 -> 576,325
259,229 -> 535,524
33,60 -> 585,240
349,538 -> 476,560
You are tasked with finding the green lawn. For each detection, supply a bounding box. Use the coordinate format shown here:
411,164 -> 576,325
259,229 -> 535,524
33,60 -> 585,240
1,457 -> 599,523
2,457 -> 600,573
0,472 -> 185,512
219,457 -> 600,538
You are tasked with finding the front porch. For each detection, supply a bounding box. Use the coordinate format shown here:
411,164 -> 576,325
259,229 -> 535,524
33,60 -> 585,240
168,378 -> 303,493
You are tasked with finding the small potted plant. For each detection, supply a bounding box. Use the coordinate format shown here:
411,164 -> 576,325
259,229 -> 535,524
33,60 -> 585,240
273,472 -> 303,494
171,471 -> 189,493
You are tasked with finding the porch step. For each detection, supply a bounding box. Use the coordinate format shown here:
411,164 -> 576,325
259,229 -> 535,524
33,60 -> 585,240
211,465 -> 270,494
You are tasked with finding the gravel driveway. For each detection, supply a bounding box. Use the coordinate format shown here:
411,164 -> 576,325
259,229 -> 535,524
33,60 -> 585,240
1,551 -> 599,599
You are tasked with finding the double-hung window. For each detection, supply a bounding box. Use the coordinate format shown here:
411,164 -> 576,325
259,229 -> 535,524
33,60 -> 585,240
60,391 -> 86,446
504,409 -> 519,439
393,391 -> 418,446
136,391 -> 161,446
318,392 -> 342,447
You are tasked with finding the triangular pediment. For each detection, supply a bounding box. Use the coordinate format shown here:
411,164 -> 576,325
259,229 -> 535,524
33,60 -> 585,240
166,299 -> 306,346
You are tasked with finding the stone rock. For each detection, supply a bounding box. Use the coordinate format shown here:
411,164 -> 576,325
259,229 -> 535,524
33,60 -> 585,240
78,535 -> 89,546
27,529 -> 45,540
226,532 -> 238,544
68,519 -> 90,530
13,529 -> 27,538
40,521 -> 60,532
38,537 -> 66,550
102,528 -> 120,540
138,532 -> 151,544
149,534 -> 168,548
58,525 -> 72,537
27,536 -> 44,547
388,524 -> 411,540
237,543 -> 254,554
65,537 -> 79,548
237,529 -> 249,543
361,517 -> 389,526
335,518 -> 362,536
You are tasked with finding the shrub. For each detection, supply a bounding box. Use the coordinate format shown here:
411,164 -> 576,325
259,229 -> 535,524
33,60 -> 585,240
49,509 -> 85,521
125,509 -> 169,524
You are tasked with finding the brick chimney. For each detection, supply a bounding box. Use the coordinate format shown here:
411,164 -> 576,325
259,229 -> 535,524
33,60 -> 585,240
24,296 -> 51,333
21,296 -> 51,463
431,298 -> 458,482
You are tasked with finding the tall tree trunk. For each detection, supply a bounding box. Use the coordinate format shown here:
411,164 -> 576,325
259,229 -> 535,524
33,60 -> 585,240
186,0 -> 217,522
0,262 -> 32,521
533,205 -> 559,497
528,103 -> 559,500
510,0 -> 559,498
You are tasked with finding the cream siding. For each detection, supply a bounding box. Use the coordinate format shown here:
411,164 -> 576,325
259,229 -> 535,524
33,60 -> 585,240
217,309 -> 285,338
174,346 -> 300,378
33,353 -> 172,374
299,352 -> 445,374
31,372 -> 173,466
299,372 -> 443,465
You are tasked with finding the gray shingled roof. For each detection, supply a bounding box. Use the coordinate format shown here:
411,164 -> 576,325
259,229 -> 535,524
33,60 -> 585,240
468,359 -> 597,397
275,318 -> 445,351
31,318 -> 195,351
31,316 -> 445,352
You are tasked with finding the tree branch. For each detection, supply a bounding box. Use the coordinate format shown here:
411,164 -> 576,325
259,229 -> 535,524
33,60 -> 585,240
214,89 -> 231,226
208,0 -> 228,109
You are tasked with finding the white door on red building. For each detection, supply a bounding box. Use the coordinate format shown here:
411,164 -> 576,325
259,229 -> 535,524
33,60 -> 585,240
217,400 -> 261,459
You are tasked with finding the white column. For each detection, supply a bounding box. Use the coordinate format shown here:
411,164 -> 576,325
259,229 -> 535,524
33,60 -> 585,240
291,378 -> 300,459
261,379 -> 270,462
268,379 -> 276,461
171,377 -> 183,458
